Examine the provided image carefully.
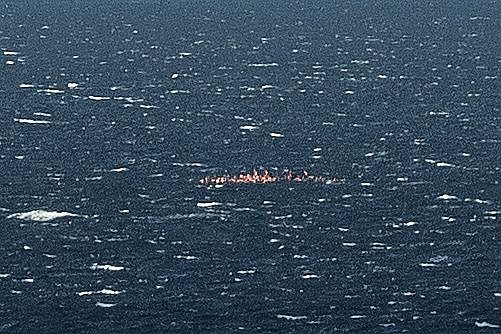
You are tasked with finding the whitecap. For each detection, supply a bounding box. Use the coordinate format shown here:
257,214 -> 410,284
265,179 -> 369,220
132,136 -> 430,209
90,264 -> 125,271
438,286 -> 451,290
350,315 -> 367,319
473,198 -> 491,204
437,194 -> 459,200
430,255 -> 448,263
171,162 -> 207,167
7,210 -> 82,222
88,95 -> 111,101
196,202 -> 222,208
33,112 -> 52,117
174,255 -> 198,260
419,263 -> 438,267
436,162 -> 455,167
99,289 -> 122,295
77,291 -> 93,296
240,125 -> 259,130
14,118 -> 51,124
165,213 -> 218,220
475,321 -> 499,328
109,167 -> 129,172
248,63 -> 279,67
78,289 -> 123,296
237,270 -> 256,275
293,255 -> 308,259
302,274 -> 319,279
270,132 -> 284,138
41,89 -> 64,94
172,89 -> 191,94
276,315 -> 307,320
3,51 -> 19,55
95,302 -> 116,308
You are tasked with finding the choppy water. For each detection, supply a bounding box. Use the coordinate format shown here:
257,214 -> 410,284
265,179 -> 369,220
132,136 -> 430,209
1,0 -> 500,332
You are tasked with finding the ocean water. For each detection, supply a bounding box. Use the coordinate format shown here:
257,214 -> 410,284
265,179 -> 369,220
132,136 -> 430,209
0,0 -> 500,332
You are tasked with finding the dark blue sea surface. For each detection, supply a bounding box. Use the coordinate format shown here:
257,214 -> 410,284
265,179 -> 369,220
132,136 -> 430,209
1,0 -> 500,332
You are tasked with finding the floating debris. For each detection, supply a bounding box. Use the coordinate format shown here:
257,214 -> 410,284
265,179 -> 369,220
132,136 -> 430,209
199,169 -> 339,185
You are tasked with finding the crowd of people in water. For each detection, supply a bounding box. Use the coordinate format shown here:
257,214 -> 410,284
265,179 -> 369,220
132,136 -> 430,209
199,169 -> 338,185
